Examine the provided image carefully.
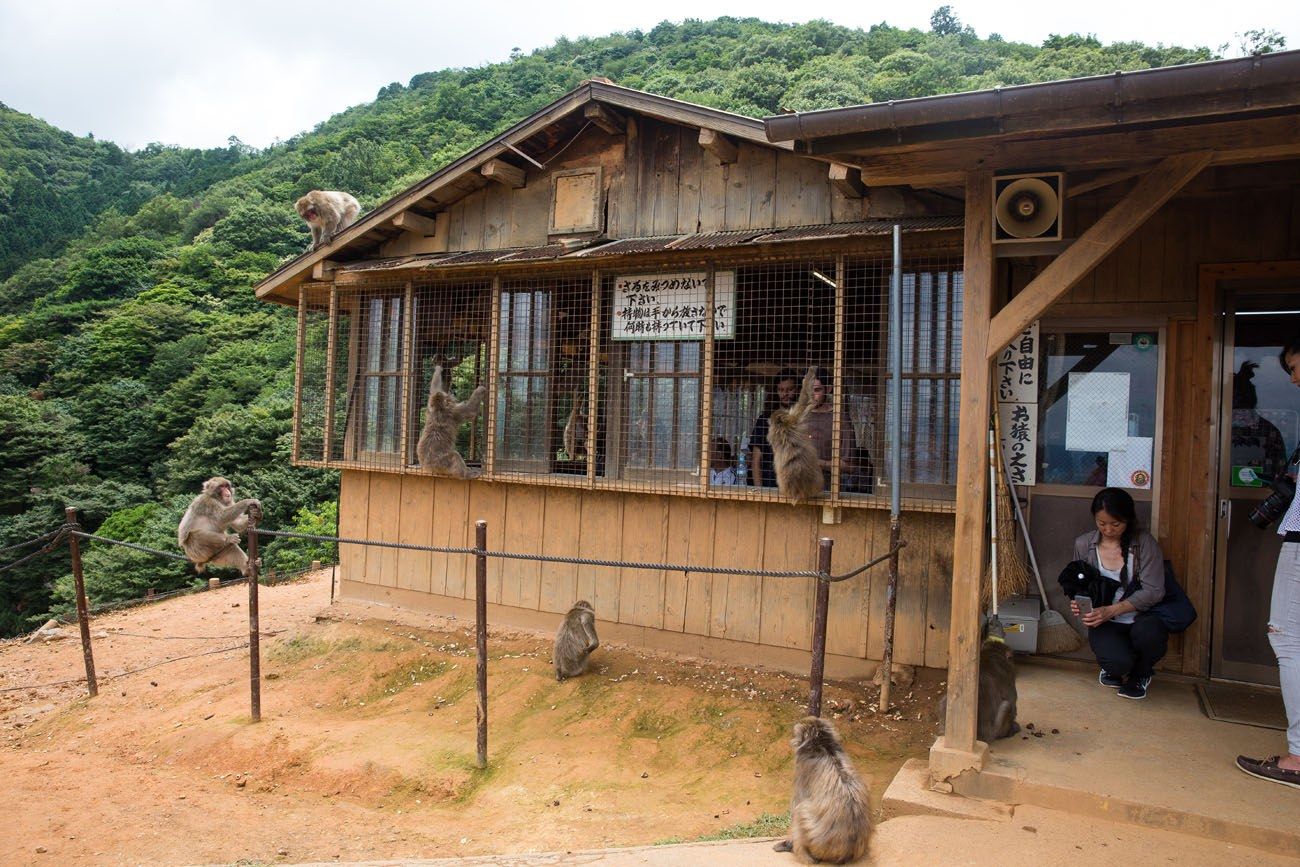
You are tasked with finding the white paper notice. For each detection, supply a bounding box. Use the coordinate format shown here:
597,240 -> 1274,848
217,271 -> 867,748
1065,371 -> 1129,452
1107,436 -> 1153,489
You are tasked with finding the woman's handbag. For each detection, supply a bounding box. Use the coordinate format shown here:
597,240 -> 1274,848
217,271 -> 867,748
1148,560 -> 1197,633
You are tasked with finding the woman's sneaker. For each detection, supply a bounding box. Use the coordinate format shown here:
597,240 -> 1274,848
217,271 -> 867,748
1099,670 -> 1124,688
1118,675 -> 1152,700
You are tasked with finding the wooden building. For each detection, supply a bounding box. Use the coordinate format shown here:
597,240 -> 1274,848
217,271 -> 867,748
256,81 -> 966,677
764,49 -> 1300,778
256,51 -> 1300,782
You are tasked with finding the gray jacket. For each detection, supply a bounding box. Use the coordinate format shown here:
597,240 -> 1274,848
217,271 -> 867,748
1071,529 -> 1166,612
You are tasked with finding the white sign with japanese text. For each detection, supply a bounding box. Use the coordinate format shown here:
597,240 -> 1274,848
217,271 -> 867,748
999,401 -> 1038,486
612,271 -> 735,340
996,322 -> 1039,404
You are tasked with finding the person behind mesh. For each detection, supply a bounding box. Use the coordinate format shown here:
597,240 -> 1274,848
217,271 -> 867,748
709,437 -> 738,486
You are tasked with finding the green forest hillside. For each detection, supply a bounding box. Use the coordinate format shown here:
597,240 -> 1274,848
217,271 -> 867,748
0,14 -> 1224,635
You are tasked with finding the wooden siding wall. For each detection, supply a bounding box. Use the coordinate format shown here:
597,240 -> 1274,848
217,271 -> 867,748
338,470 -> 953,671
381,117 -> 863,258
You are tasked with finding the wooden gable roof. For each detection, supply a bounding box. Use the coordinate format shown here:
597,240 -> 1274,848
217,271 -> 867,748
255,81 -> 792,304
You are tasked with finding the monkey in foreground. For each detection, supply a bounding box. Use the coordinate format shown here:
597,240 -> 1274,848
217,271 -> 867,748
562,394 -> 589,461
774,716 -> 871,864
554,600 -> 599,680
416,365 -> 486,478
767,366 -> 824,500
177,477 -> 262,576
295,190 -> 360,249
937,614 -> 1020,742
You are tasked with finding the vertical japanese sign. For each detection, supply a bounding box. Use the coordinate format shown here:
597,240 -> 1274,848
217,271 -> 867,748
611,271 -> 735,340
996,322 -> 1039,485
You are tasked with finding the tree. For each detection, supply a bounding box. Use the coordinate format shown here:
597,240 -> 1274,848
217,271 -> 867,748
930,6 -> 963,37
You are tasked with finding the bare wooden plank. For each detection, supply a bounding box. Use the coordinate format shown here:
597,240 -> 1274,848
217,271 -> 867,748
748,148 -> 778,229
648,122 -> 682,236
481,181 -> 512,250
433,479 -> 471,598
338,470 -> 370,585
1138,208 -> 1167,303
676,499 -> 717,636
539,487 -> 583,614
676,132 -> 703,234
612,116 -> 643,237
467,482 -> 508,604
698,128 -> 739,165
618,493 -> 669,629
711,500 -> 765,644
501,485 -> 545,610
987,152 -> 1212,356
824,508 -> 873,659
460,191 -> 486,251
366,473 -> 403,588
509,172 -> 550,248
893,513 -> 932,667
577,490 -> 625,622
924,515 -> 955,670
774,152 -> 830,228
759,507 -> 818,650
396,475 -> 434,594
697,149 -> 729,233
445,200 -> 466,251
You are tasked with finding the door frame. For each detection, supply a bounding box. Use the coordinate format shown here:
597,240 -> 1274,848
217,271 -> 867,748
1196,261 -> 1300,682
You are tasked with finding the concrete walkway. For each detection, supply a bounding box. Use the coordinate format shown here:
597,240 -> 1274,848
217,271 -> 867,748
277,801 -> 1296,865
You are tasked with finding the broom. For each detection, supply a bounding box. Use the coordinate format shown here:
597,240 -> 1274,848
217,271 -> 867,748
996,428 -> 1082,654
981,419 -> 1031,607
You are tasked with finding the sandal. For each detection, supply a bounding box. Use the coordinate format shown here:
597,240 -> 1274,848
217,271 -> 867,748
1236,755 -> 1300,790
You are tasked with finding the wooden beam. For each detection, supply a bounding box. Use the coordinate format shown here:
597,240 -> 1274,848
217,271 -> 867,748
584,102 -> 625,135
311,260 -> 339,281
698,128 -> 739,164
933,169 -> 995,779
392,211 -> 439,236
481,159 -> 526,189
986,151 -> 1212,358
828,163 -> 865,198
1066,165 -> 1147,199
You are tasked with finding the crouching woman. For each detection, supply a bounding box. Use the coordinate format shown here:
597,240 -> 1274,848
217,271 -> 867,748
1069,487 -> 1169,700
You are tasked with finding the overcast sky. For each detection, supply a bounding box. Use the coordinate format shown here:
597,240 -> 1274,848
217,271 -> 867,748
2,1 -> 1296,151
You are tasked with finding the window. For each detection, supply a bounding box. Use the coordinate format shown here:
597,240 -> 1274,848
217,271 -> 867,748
349,293 -> 405,463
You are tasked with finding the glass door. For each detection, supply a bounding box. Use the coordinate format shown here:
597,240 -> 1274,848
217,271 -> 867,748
1212,293 -> 1300,684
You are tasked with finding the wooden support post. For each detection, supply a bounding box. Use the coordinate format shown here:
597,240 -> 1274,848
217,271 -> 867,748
807,537 -> 834,718
828,163 -> 865,198
65,507 -> 97,698
246,516 -> 262,723
986,151 -> 1211,356
475,520 -> 489,769
931,170 -> 995,781
481,159 -> 526,189
584,102 -> 626,135
698,128 -> 739,165
392,211 -> 439,236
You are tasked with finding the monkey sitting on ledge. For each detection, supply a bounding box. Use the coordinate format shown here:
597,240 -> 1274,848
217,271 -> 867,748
295,190 -> 360,250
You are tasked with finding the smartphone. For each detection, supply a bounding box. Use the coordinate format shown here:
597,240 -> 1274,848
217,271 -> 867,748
1073,594 -> 1095,616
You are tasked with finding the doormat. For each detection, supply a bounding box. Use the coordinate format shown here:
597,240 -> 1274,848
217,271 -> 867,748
1195,681 -> 1286,731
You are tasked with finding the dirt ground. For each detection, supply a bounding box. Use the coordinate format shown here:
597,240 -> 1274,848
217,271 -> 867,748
0,571 -> 943,866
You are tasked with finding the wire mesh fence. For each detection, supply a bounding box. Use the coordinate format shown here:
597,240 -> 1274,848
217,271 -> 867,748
295,246 -> 963,509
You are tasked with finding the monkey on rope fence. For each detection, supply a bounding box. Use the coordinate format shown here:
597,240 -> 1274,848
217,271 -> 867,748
177,477 -> 262,577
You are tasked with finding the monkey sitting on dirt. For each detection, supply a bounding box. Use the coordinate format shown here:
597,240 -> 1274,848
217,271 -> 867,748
767,366 -> 825,500
177,477 -> 262,577
553,600 -> 599,680
774,715 -> 871,864
295,190 -> 360,250
416,365 -> 486,479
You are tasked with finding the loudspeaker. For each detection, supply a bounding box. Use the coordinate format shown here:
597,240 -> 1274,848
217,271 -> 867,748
993,172 -> 1064,243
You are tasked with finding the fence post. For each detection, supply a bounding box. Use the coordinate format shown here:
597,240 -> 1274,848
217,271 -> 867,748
65,507 -> 97,698
879,516 -> 903,713
807,536 -> 834,717
475,520 -> 488,769
246,517 -> 262,723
